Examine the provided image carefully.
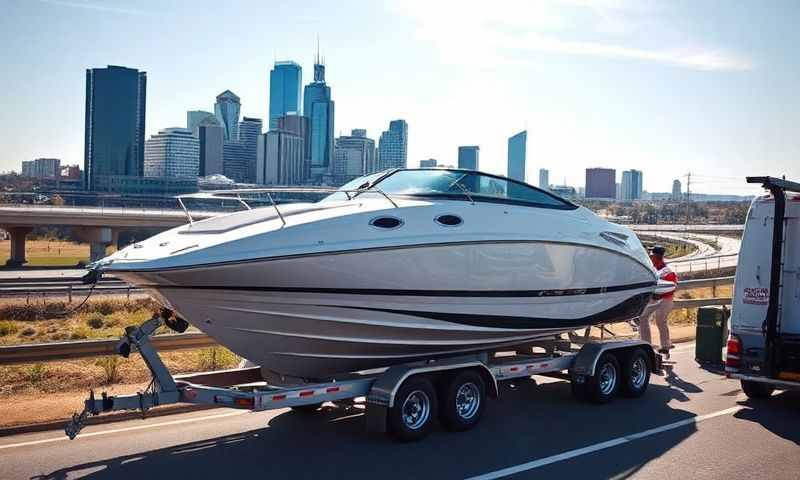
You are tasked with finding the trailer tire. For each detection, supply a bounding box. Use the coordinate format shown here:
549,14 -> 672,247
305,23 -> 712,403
621,348 -> 651,398
440,370 -> 486,432
584,352 -> 621,404
741,380 -> 775,399
388,376 -> 438,441
291,402 -> 323,413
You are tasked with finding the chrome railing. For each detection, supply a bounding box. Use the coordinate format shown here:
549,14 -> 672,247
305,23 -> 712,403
177,187 -> 398,226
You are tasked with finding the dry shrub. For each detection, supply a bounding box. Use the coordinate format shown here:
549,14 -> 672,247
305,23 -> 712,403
24,364 -> 48,383
95,356 -> 121,384
196,347 -> 239,371
85,312 -> 105,329
0,320 -> 19,336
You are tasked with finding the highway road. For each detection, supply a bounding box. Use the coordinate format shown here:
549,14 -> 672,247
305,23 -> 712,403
644,232 -> 741,274
2,344 -> 798,479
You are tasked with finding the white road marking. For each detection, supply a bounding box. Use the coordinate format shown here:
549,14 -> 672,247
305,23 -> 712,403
465,405 -> 743,480
0,410 -> 248,451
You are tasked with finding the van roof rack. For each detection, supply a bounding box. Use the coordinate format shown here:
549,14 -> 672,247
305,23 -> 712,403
746,176 -> 800,193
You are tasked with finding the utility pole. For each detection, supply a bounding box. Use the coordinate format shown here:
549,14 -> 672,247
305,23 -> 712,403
684,172 -> 692,227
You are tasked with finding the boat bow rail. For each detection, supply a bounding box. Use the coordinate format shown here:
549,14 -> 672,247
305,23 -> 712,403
175,186 -> 399,226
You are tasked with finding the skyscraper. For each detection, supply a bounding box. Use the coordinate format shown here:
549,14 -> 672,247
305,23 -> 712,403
458,146 -> 480,170
672,179 -> 682,201
238,117 -> 262,183
303,54 -> 334,177
258,129 -> 305,185
507,131 -> 526,182
186,110 -> 215,133
143,128 -> 199,178
538,168 -> 549,190
197,116 -> 224,176
214,90 -> 241,141
84,65 -> 146,190
585,167 -> 616,199
620,169 -> 643,201
276,114 -> 311,181
269,61 -> 302,129
377,120 -> 408,171
335,129 -> 376,179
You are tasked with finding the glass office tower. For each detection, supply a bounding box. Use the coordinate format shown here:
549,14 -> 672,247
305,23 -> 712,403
458,146 -> 480,170
84,65 -> 147,190
507,130 -> 527,182
377,120 -> 408,171
269,61 -> 302,130
214,90 -> 241,141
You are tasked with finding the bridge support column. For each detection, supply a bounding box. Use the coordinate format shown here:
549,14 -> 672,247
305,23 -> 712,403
75,227 -> 118,263
4,226 -> 33,267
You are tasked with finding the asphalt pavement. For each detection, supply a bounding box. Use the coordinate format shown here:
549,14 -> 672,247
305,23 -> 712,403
1,343 -> 798,480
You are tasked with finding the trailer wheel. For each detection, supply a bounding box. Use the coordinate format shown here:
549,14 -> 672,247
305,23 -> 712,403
291,402 -> 323,413
580,352 -> 621,404
440,370 -> 486,432
741,380 -> 775,399
621,348 -> 651,398
388,376 -> 438,441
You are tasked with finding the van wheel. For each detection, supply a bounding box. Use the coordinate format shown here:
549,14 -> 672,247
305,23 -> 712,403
741,380 -> 775,399
291,402 -> 323,413
440,370 -> 486,432
621,348 -> 651,398
585,352 -> 621,404
387,376 -> 438,441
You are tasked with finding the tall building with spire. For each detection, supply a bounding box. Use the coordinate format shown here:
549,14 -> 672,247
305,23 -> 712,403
214,90 -> 241,141
269,61 -> 302,130
302,47 -> 335,178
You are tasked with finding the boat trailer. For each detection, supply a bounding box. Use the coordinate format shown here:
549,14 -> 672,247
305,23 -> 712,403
66,311 -> 662,441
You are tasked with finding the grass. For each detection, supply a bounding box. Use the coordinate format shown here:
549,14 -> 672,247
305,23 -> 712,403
0,239 -> 92,267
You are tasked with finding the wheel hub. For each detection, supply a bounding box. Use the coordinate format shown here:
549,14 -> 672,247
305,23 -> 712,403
401,390 -> 431,430
455,382 -> 480,420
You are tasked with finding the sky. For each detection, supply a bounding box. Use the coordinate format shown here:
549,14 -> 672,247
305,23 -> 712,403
2,0 -> 799,195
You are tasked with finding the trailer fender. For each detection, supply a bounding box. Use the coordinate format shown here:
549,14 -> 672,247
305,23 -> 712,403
570,340 -> 658,378
367,354 -> 497,410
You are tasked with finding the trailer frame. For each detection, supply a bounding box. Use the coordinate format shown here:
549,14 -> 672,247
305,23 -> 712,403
65,313 -> 662,441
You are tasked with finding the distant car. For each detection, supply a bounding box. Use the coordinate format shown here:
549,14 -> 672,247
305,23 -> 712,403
726,177 -> 800,398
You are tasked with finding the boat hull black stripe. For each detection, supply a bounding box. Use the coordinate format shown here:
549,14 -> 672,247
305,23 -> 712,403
339,293 -> 653,329
144,281 -> 656,298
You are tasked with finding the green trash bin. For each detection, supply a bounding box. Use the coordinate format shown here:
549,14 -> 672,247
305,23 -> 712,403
695,306 -> 730,365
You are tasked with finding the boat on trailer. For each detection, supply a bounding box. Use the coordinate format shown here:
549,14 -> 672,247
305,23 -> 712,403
92,168 -> 669,381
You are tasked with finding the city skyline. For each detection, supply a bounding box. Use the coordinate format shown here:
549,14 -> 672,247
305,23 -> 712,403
3,1 -> 800,194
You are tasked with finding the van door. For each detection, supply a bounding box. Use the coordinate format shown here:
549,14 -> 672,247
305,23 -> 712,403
780,197 -> 800,334
731,197 -> 773,334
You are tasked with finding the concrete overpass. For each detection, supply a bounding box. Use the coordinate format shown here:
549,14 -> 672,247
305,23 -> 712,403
0,205 -> 208,266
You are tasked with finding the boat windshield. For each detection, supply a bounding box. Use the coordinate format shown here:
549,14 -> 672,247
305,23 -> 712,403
330,169 -> 575,209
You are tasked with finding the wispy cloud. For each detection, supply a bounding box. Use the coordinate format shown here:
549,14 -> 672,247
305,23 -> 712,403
38,0 -> 147,16
395,0 -> 753,72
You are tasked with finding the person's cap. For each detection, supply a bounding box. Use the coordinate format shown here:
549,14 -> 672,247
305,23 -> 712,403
651,245 -> 666,256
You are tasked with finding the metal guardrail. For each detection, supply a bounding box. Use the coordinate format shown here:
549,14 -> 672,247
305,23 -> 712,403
0,332 -> 216,365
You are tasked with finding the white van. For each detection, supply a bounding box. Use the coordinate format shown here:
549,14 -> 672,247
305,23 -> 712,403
726,176 -> 800,398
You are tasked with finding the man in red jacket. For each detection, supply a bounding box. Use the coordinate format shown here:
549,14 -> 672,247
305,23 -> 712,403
640,245 -> 677,357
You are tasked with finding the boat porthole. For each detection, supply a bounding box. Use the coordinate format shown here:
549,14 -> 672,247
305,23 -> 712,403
369,216 -> 404,230
435,214 -> 463,227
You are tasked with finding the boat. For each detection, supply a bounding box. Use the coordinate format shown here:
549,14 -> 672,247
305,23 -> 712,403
93,168 -> 667,380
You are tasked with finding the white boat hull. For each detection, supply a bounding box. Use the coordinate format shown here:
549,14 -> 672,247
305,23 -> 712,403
116,241 -> 655,378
